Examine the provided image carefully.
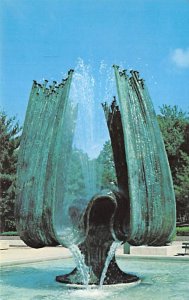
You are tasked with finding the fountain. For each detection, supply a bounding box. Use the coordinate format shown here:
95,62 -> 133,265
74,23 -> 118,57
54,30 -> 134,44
15,62 -> 176,287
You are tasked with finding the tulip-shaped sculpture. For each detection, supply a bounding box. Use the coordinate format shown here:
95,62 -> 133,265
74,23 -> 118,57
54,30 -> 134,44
15,65 -> 176,285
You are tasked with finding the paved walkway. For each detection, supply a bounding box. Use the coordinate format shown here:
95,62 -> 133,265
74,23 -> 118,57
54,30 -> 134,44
0,246 -> 71,266
0,240 -> 188,267
0,244 -> 125,266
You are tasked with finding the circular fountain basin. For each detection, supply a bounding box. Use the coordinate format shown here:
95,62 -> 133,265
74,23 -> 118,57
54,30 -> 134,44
1,257 -> 189,300
59,279 -> 141,289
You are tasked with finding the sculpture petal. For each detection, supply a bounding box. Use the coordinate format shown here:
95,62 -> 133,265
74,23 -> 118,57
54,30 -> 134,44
15,72 -> 74,247
106,66 -> 176,246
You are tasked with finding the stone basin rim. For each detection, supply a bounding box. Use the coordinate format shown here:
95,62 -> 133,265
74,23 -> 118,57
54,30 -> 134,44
1,254 -> 189,268
56,279 -> 141,289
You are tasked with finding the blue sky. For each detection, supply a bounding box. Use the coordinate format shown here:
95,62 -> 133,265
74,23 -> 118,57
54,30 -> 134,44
0,0 -> 189,124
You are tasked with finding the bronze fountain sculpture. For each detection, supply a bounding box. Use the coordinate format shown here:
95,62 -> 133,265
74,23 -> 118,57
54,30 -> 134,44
15,65 -> 176,286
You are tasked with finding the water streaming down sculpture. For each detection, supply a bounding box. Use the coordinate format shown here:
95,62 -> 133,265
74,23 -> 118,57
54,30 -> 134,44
15,64 -> 176,286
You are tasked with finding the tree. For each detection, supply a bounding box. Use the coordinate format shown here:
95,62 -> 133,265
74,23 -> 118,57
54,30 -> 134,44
174,151 -> 189,222
157,105 -> 189,222
66,143 -> 117,200
0,112 -> 21,232
97,140 -> 117,189
65,148 -> 86,201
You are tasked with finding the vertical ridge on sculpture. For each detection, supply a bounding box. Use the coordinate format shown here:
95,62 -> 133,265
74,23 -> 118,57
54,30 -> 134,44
15,71 -> 74,248
102,100 -> 130,241
111,66 -> 176,246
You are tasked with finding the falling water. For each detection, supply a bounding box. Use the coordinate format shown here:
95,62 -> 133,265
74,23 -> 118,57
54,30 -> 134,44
69,241 -> 122,288
52,60 -> 120,287
65,61 -> 119,287
99,241 -> 122,287
69,244 -> 90,286
73,59 -> 116,193
54,59 -> 117,247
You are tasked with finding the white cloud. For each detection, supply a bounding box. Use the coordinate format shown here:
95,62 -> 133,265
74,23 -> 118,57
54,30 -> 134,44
171,48 -> 189,68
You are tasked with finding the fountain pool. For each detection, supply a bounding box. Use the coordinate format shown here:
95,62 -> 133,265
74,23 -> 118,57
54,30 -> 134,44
1,257 -> 189,300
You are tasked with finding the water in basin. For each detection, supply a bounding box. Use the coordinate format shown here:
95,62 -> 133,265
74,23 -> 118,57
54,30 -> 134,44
1,257 -> 189,300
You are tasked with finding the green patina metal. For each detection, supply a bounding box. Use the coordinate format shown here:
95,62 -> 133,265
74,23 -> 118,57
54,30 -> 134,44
15,70 -> 74,247
110,66 -> 176,245
15,65 -> 176,257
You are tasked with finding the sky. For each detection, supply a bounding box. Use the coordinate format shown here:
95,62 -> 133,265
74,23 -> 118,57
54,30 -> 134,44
0,0 -> 189,124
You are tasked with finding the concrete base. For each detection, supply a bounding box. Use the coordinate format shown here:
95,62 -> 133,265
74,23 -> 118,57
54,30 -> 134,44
0,239 -> 27,247
175,236 -> 189,241
0,241 -> 9,250
130,244 -> 183,256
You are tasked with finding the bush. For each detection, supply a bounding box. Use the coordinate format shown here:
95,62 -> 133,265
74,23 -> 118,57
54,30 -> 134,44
0,112 -> 21,232
176,226 -> 189,236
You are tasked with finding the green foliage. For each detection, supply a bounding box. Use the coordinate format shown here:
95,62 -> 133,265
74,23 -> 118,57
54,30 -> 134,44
174,151 -> 189,221
65,142 -> 117,201
65,149 -> 86,201
97,141 -> 117,189
157,105 -> 188,157
176,226 -> 189,236
0,112 -> 21,232
158,105 -> 189,222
